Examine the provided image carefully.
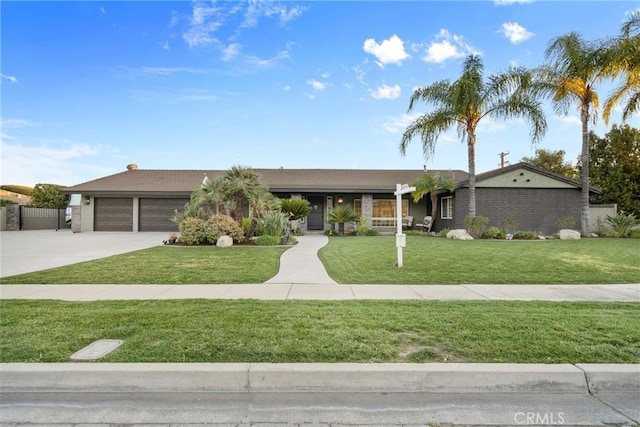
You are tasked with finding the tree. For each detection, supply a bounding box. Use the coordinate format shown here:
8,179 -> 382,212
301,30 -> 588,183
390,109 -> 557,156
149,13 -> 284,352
222,166 -> 264,224
30,183 -> 69,209
602,11 -> 640,124
328,205 -> 358,235
588,125 -> 640,217
191,175 -> 232,215
521,148 -> 577,178
539,32 -> 605,236
400,55 -> 547,217
410,174 -> 455,232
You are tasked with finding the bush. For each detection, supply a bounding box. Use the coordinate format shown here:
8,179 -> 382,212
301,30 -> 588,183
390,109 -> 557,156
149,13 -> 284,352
513,231 -> 538,240
556,215 -> 576,231
258,210 -> 289,237
356,215 -> 371,236
242,217 -> 252,236
207,214 -> 244,244
255,235 -> 280,246
178,217 -> 208,245
604,213 -> 639,238
280,199 -> 311,220
171,203 -> 209,225
482,226 -> 507,239
465,215 -> 489,238
366,229 -> 380,236
438,228 -> 450,238
629,229 -> 640,239
501,214 -> 519,235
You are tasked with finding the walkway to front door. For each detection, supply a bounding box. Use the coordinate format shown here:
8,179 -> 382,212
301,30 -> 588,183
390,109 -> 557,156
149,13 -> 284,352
265,235 -> 336,285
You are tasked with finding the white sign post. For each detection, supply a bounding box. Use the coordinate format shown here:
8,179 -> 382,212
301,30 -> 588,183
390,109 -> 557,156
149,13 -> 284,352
394,183 -> 416,268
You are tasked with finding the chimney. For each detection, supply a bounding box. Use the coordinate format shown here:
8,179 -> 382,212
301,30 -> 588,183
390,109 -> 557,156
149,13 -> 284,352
126,164 -> 138,171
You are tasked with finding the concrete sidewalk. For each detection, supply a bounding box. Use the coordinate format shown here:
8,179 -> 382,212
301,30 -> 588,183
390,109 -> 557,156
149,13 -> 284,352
1,283 -> 639,301
266,235 -> 337,284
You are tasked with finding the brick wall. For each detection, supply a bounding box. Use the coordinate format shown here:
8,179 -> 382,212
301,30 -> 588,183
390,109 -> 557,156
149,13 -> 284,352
453,187 -> 581,235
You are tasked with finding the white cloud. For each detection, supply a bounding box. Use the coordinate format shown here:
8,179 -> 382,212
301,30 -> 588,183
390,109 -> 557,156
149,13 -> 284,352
423,29 -> 480,64
381,113 -> 421,133
371,84 -> 401,100
137,67 -> 206,76
499,22 -> 534,44
222,43 -> 241,62
0,140 -> 109,186
182,2 -> 223,47
241,2 -> 306,28
363,35 -> 410,67
494,0 -> 533,5
244,49 -> 290,68
282,85 -> 291,92
555,115 -> 581,127
160,41 -> 170,50
1,73 -> 18,84
0,118 -> 38,128
307,79 -> 326,90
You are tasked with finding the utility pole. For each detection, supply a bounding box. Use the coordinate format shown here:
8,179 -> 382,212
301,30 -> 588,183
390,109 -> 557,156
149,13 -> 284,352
499,151 -> 510,168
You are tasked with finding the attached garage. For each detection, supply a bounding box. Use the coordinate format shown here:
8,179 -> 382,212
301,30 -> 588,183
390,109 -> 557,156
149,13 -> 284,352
139,198 -> 189,232
94,198 -> 133,231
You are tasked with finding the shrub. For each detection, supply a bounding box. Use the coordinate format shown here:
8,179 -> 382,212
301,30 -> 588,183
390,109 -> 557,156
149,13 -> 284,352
242,217 -> 252,236
255,235 -> 280,246
171,203 -> 209,225
355,215 -> 371,236
328,205 -> 358,235
258,210 -> 289,237
438,228 -> 450,238
206,214 -> 244,244
629,229 -> 640,239
513,231 -> 538,240
178,217 -> 208,245
366,229 -> 380,236
465,215 -> 489,239
556,215 -> 576,231
501,214 -> 519,234
280,199 -> 311,220
406,230 -> 428,236
605,213 -> 639,238
482,226 -> 507,239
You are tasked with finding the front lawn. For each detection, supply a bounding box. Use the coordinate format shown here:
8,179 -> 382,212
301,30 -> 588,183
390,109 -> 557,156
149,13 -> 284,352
1,300 -> 638,363
319,236 -> 640,284
0,246 -> 287,284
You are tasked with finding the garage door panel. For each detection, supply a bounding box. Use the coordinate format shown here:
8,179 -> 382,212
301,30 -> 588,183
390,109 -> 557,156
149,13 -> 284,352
94,198 -> 133,231
139,198 -> 189,232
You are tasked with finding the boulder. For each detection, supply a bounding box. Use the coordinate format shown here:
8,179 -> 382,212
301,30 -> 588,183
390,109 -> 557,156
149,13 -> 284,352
559,229 -> 581,240
216,235 -> 233,247
447,229 -> 474,240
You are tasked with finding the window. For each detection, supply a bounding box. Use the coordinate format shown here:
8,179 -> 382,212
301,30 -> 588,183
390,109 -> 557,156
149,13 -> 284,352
355,198 -> 408,226
441,196 -> 453,219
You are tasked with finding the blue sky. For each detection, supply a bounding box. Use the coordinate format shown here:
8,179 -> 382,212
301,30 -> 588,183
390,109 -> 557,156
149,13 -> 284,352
1,0 -> 639,187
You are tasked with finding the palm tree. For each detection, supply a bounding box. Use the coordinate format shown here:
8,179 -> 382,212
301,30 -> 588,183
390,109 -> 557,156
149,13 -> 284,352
602,11 -> 640,124
246,188 -> 280,237
540,32 -> 605,236
191,174 -> 232,215
410,174 -> 455,232
400,55 -> 547,217
222,166 -> 264,224
328,205 -> 358,235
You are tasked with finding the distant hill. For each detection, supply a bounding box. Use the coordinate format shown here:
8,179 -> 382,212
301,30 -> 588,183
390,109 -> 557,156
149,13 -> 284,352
0,185 -> 33,196
0,186 -> 34,205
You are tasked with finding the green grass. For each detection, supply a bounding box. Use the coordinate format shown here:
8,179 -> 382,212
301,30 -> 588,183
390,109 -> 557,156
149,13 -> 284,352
319,236 -> 640,284
1,300 -> 638,363
0,246 -> 287,284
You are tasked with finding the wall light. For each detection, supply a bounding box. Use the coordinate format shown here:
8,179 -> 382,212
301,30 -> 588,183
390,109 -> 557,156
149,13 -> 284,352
337,196 -> 344,204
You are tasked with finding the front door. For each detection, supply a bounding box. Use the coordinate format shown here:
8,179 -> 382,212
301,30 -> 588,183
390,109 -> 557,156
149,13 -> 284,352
307,196 -> 324,230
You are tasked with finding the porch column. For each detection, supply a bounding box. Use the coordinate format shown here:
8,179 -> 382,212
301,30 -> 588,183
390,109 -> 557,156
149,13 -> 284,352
362,194 -> 373,226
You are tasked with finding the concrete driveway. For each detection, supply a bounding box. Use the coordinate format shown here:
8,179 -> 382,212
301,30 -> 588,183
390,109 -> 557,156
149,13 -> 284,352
0,230 -> 166,278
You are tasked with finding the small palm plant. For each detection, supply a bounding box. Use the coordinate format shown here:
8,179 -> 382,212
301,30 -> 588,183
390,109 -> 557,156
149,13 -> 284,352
328,205 -> 358,235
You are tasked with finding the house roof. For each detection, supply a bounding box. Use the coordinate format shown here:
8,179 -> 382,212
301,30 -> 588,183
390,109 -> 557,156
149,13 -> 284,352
62,168 -> 469,196
454,162 -> 602,194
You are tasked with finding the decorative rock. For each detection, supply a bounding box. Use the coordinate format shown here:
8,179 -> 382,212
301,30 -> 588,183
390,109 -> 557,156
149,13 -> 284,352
216,235 -> 233,247
559,229 -> 581,240
447,229 -> 474,240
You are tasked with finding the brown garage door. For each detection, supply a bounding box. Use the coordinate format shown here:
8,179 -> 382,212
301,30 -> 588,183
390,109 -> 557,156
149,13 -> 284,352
94,198 -> 133,231
139,198 -> 189,232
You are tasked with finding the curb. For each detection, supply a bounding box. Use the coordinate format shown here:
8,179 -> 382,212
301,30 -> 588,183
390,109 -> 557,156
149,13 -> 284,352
2,363 -> 637,394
